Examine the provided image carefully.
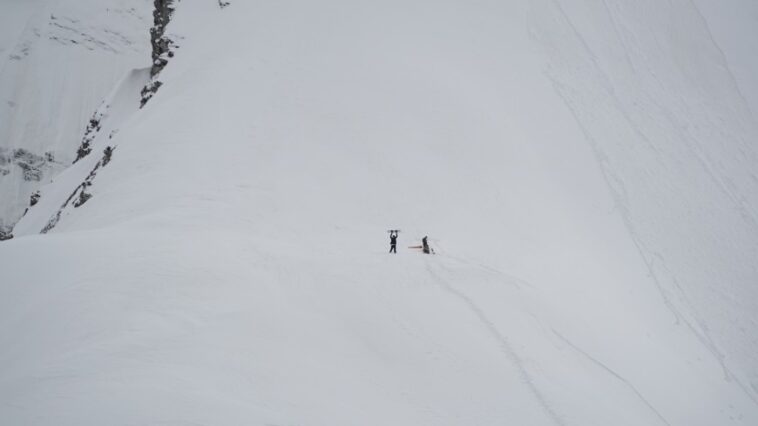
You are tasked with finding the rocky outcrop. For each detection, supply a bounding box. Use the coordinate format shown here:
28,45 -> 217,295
140,80 -> 164,108
141,0 -> 178,107
42,146 -> 116,233
0,147 -> 64,241
74,112 -> 104,163
149,0 -> 177,78
0,148 -> 57,182
0,227 -> 12,241
29,191 -> 41,207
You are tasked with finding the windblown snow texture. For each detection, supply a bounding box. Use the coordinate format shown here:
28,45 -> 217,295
1,1 -> 757,425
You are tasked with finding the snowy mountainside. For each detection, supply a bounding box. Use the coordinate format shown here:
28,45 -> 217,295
0,0 -> 151,235
530,0 -> 758,399
2,1 -> 758,425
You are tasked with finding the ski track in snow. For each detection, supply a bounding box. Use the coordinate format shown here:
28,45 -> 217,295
425,263 -> 565,426
678,130 -> 758,230
551,329 -> 671,426
535,0 -> 758,407
599,0 -> 635,73
686,0 -> 756,121
441,253 -> 533,291
556,0 -> 758,229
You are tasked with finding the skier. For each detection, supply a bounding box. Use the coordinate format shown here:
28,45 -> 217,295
389,230 -> 398,254
422,236 -> 431,254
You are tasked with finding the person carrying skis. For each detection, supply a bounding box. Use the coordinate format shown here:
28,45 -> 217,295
422,236 -> 431,254
389,230 -> 398,254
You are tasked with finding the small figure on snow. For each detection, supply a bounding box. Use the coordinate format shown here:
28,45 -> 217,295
422,236 -> 431,254
389,230 -> 399,254
408,236 -> 434,254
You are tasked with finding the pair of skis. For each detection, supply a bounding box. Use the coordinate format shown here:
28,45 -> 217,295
408,245 -> 435,254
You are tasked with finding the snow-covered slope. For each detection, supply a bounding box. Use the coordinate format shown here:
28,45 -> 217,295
0,0 -> 151,235
2,1 -> 757,425
530,0 -> 758,403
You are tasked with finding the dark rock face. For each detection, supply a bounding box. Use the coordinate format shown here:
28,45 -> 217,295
73,189 -> 92,208
74,114 -> 103,163
149,0 -> 176,78
102,146 -> 114,166
0,149 -> 10,176
14,149 -> 45,181
140,80 -> 163,108
17,162 -> 42,181
141,0 -> 178,108
22,191 -> 41,218
0,229 -> 12,241
42,146 -> 116,233
0,148 -> 61,240
0,148 -> 58,182
30,191 -> 41,207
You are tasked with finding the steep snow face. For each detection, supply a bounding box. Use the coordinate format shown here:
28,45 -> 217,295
530,0 -> 758,404
2,1 -> 758,425
0,0 -> 151,234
